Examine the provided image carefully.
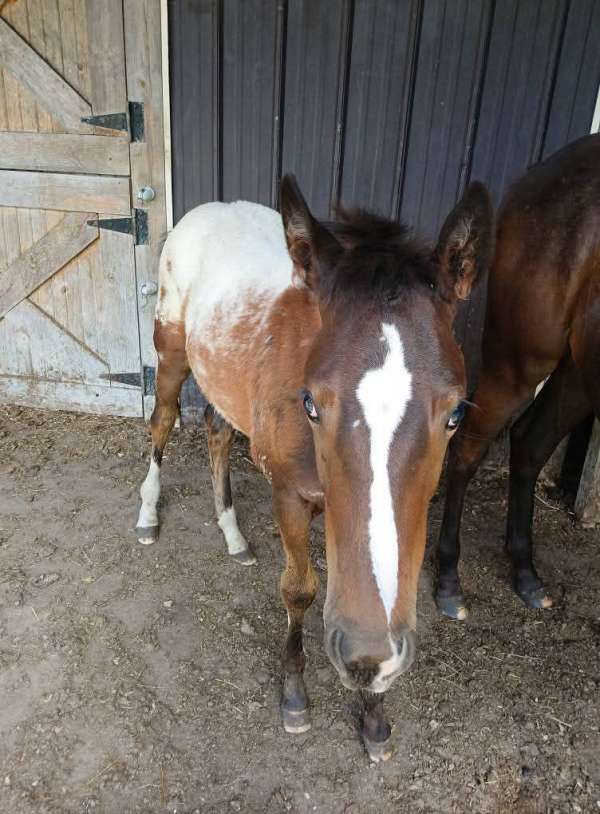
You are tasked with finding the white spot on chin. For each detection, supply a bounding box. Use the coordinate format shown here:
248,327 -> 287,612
352,419 -> 361,428
356,323 -> 412,622
370,634 -> 405,693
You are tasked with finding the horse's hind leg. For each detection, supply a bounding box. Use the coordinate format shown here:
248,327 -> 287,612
274,485 -> 318,734
507,355 -> 591,607
204,404 -> 255,565
136,326 -> 189,544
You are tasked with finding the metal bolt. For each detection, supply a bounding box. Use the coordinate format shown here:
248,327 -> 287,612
140,281 -> 158,297
137,186 -> 156,203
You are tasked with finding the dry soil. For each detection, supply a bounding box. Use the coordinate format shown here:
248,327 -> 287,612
0,405 -> 598,813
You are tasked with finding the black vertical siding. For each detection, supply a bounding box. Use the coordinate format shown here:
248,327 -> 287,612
280,0 -> 350,217
169,0 -> 599,221
222,0 -> 279,203
169,0 -> 600,406
399,0 -> 494,239
542,0 -> 600,156
468,0 -> 570,205
340,0 -> 421,215
170,0 -> 222,214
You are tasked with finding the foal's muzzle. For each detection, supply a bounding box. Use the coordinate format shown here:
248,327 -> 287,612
325,625 -> 416,693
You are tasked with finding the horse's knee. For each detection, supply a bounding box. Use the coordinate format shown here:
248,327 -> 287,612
280,566 -> 318,615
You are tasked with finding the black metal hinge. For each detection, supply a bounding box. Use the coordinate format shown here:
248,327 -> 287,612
81,101 -> 145,141
87,209 -> 148,245
99,366 -> 156,395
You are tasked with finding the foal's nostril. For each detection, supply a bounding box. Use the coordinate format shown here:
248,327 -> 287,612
329,629 -> 383,687
336,629 -> 352,666
395,628 -> 416,670
327,627 -> 344,669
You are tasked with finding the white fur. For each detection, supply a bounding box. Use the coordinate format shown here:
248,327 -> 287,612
371,635 -> 405,693
157,201 -> 292,334
356,323 -> 412,621
217,506 -> 248,555
137,459 -> 160,533
156,201 -> 293,429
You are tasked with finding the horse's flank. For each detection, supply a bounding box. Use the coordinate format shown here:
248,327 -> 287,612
156,202 -> 313,444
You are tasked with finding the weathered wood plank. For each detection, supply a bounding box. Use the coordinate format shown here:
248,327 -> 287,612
86,0 -> 128,120
0,170 -> 131,214
575,419 -> 600,527
26,0 -> 56,133
0,17 -> 92,131
96,219 -> 142,372
0,132 -> 130,175
0,212 -> 98,317
0,376 -> 142,417
0,298 -> 107,381
124,0 -> 169,420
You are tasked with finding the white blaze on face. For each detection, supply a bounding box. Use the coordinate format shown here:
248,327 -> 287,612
356,323 -> 412,622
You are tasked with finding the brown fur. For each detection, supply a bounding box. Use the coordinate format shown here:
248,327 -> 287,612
146,175 -> 493,747
437,134 -> 600,616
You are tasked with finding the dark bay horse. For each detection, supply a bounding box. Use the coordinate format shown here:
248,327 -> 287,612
136,175 -> 493,759
436,134 -> 600,621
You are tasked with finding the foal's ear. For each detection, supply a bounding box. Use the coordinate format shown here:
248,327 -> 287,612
435,182 -> 494,301
280,174 -> 342,292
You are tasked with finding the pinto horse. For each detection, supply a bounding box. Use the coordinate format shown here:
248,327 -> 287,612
436,134 -> 600,621
136,176 -> 493,759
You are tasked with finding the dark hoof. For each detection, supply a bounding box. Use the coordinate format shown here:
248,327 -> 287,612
136,525 -> 158,546
363,735 -> 392,763
281,704 -> 311,734
435,592 -> 468,620
230,549 -> 257,566
517,586 -> 553,610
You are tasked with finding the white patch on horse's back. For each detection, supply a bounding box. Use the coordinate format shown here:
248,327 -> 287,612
356,323 -> 412,622
157,200 -> 292,333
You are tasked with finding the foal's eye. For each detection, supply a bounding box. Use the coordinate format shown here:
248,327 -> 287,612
302,391 -> 319,422
446,402 -> 466,430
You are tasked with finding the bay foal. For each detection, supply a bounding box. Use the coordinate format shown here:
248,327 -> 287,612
436,134 -> 600,620
137,176 -> 493,759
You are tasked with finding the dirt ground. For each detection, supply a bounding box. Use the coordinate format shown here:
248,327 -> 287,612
0,404 -> 599,814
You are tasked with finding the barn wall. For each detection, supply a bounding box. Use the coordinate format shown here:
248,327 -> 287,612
168,0 -> 600,407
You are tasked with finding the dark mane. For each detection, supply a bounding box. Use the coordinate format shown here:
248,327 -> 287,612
320,208 -> 440,304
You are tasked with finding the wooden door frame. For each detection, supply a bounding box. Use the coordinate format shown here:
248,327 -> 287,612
161,0 -> 174,234
123,0 -> 170,420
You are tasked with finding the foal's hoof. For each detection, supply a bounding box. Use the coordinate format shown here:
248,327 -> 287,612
281,704 -> 311,734
517,586 -> 553,610
435,593 -> 469,621
136,525 -> 159,546
230,549 -> 257,566
363,735 -> 392,763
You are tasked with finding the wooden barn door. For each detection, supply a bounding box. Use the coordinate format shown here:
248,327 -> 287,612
0,0 -> 143,417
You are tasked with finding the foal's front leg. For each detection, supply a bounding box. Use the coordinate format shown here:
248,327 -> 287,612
273,485 -> 318,734
360,690 -> 392,762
